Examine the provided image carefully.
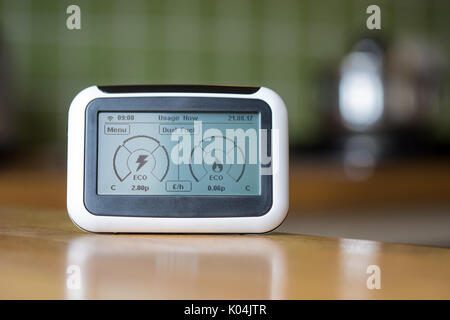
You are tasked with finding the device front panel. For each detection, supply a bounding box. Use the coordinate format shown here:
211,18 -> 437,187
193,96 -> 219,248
84,97 -> 273,218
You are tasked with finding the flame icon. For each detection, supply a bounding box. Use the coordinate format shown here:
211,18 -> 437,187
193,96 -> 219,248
212,161 -> 223,173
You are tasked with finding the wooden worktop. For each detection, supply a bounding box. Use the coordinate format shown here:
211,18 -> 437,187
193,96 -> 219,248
1,157 -> 450,211
1,207 -> 449,299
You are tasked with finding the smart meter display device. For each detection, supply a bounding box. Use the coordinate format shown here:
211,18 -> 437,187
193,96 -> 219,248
67,85 -> 289,233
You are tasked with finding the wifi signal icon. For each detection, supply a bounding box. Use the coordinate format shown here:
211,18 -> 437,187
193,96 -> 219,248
107,116 -> 114,121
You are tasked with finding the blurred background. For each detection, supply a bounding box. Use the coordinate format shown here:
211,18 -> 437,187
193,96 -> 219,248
0,0 -> 449,246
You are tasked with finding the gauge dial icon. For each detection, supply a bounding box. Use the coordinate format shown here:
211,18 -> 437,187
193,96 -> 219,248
189,136 -> 245,182
113,135 -> 169,182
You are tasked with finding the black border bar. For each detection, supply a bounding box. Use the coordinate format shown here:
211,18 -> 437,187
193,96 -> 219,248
98,85 -> 260,95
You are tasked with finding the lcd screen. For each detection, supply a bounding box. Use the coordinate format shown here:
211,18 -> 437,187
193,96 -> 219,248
97,112 -> 261,196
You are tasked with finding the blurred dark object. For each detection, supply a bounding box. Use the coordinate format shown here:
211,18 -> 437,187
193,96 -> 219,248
319,37 -> 447,180
0,33 -> 16,160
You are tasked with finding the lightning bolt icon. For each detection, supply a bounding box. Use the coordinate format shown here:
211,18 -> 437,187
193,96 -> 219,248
135,154 -> 148,172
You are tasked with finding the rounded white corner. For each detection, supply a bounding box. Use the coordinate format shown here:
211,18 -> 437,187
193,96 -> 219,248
255,87 -> 288,117
68,86 -> 101,111
66,203 -> 92,233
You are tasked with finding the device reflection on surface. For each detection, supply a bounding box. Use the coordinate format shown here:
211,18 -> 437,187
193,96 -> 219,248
65,235 -> 287,299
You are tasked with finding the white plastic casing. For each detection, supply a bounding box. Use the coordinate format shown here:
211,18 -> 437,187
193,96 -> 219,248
67,86 -> 289,233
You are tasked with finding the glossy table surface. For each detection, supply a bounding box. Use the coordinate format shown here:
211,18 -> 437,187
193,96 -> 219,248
1,207 -> 449,299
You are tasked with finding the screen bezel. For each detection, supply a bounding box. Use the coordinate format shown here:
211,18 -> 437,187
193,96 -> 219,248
84,96 -> 273,218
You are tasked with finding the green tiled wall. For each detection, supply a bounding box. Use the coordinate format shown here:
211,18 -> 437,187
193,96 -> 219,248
0,0 -> 449,147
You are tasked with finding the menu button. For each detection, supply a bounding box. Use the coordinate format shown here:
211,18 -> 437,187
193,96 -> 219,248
104,124 -> 130,135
